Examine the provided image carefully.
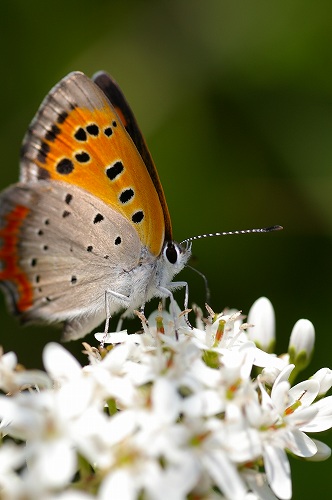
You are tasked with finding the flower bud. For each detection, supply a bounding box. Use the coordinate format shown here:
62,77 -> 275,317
288,319 -> 315,370
247,297 -> 275,352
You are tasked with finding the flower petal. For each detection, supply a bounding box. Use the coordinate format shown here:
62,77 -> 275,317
263,445 -> 291,500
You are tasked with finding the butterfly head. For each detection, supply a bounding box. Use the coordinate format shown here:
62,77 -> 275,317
160,240 -> 192,277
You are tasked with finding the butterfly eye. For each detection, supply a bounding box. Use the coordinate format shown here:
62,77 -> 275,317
163,242 -> 180,264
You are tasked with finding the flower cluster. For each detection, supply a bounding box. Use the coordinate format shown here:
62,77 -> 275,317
0,297 -> 332,499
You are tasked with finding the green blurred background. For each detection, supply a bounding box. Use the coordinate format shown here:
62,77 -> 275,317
1,0 -> 332,496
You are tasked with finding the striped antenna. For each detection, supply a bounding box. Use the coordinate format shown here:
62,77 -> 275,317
180,225 -> 283,245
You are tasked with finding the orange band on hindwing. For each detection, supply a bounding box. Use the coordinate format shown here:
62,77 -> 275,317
0,205 -> 33,312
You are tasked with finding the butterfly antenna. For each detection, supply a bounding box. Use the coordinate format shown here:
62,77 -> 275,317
180,225 -> 283,246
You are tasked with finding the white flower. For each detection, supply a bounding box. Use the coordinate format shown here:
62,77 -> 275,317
254,364 -> 332,499
0,297 -> 331,499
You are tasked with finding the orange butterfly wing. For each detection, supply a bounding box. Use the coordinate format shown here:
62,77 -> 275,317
20,71 -> 167,256
93,71 -> 172,242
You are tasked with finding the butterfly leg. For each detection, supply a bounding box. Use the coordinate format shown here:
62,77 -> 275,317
169,280 -> 193,329
103,288 -> 132,334
158,280 -> 191,338
103,290 -> 111,335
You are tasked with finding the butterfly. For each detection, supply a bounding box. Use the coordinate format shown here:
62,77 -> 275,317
0,71 -> 192,340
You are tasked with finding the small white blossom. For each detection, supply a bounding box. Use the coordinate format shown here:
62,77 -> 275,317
288,318 -> 315,370
247,296 -> 276,352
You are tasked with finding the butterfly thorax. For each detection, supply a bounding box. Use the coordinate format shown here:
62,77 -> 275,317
110,240 -> 189,305
143,241 -> 191,302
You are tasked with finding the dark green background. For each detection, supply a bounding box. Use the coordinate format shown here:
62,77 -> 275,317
1,1 -> 332,497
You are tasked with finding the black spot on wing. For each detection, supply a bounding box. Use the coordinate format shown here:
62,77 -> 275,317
93,213 -> 104,224
45,124 -> 61,142
74,127 -> 87,142
86,124 -> 99,136
132,211 -> 144,224
37,141 -> 50,164
56,158 -> 74,174
104,127 -> 113,137
75,152 -> 90,163
119,188 -> 134,204
57,111 -> 68,124
65,193 -> 73,205
106,161 -> 124,181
